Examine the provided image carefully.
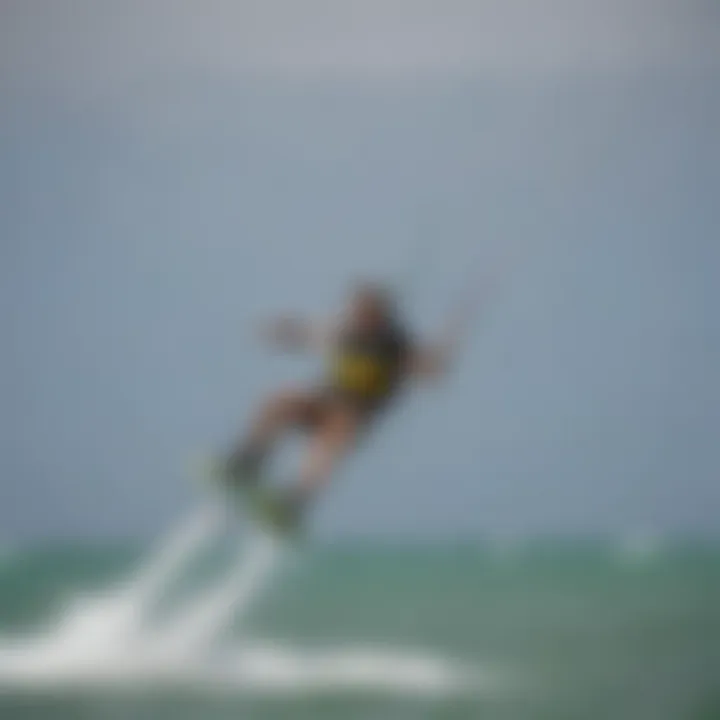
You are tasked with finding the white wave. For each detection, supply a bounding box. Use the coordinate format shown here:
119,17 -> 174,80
150,532 -> 282,658
115,504 -> 221,612
0,505 -> 497,698
31,505 -> 223,659
0,640 -> 485,697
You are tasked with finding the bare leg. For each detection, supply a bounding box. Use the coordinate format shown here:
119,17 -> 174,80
292,404 -> 362,505
229,389 -> 316,477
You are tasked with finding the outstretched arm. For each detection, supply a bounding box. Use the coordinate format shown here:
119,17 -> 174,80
408,278 -> 484,380
408,343 -> 452,379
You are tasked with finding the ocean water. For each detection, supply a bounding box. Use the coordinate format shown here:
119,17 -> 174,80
0,523 -> 718,720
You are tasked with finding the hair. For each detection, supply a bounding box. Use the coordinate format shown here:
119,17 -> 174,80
352,280 -> 397,314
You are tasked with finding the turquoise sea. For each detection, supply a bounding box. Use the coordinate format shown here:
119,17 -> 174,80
0,529 -> 718,719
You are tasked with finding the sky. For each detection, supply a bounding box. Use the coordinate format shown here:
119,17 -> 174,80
1,0 -> 719,540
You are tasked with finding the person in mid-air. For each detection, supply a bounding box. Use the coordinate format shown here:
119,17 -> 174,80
220,281 -> 467,531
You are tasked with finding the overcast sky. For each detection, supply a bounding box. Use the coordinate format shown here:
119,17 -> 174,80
1,1 -> 719,540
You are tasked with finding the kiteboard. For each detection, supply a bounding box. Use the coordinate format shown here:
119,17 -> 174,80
205,458 -> 302,539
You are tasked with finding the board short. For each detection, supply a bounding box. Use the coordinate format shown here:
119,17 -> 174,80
294,385 -> 395,432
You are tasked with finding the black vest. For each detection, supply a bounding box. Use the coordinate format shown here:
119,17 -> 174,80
328,323 -> 411,403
